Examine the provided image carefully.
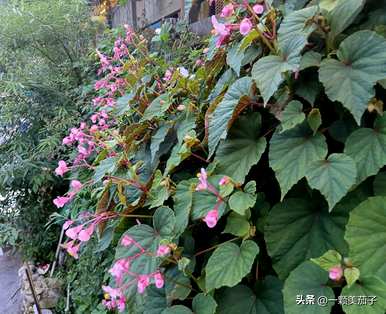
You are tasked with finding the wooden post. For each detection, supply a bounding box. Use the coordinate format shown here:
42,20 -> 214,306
131,0 -> 137,29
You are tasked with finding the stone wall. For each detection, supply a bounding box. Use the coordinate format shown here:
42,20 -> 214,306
18,263 -> 62,314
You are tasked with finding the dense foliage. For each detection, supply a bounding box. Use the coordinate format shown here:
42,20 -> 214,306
0,0 -> 98,260
15,0 -> 386,313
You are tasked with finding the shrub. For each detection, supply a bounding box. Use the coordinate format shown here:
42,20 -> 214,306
49,0 -> 386,313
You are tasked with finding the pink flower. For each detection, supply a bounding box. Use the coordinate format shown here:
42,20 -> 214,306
137,275 -> 150,294
102,285 -> 122,299
221,3 -> 234,17
163,69 -> 173,81
240,18 -> 253,36
63,220 -> 73,230
195,59 -> 204,67
196,168 -> 208,191
65,241 -> 80,259
329,266 -> 343,281
90,125 -> 99,133
78,224 -> 95,242
154,272 -> 164,289
117,296 -> 126,312
55,160 -> 69,176
109,259 -> 130,283
70,180 -> 83,192
211,15 -> 231,47
219,176 -> 230,186
65,225 -> 83,240
62,136 -> 73,145
203,209 -> 218,228
53,196 -> 71,208
253,4 -> 265,15
121,235 -> 134,247
156,245 -> 171,257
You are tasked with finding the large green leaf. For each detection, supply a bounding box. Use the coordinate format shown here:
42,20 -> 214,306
283,261 -> 334,314
205,240 -> 259,291
214,113 -> 266,183
150,123 -> 173,162
208,77 -> 253,157
115,207 -> 176,274
340,276 -> 386,314
223,212 -> 251,237
328,0 -> 365,40
306,153 -> 357,210
173,179 -> 195,236
252,35 -> 304,105
142,94 -> 171,121
216,276 -> 284,314
192,293 -> 217,314
269,123 -> 328,199
319,30 -> 386,123
265,198 -> 350,279
344,114 -> 386,183
279,100 -> 305,133
277,6 -> 319,50
345,196 -> 386,282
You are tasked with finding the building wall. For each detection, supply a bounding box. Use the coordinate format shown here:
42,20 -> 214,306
111,0 -> 183,29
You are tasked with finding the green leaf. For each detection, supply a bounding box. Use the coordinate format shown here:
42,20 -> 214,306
144,286 -> 168,314
227,43 -> 244,76
305,153 -> 357,210
207,69 -> 237,103
146,170 -> 170,209
344,267 -> 360,288
310,250 -> 342,271
307,108 -> 321,134
214,113 -> 266,184
328,0 -> 365,40
278,6 -> 319,50
162,305 -> 192,314
150,123 -> 173,162
269,123 -> 328,199
340,276 -> 386,314
173,179 -> 195,236
208,77 -> 253,157
115,207 -> 175,275
192,293 -> 217,314
164,266 -> 191,302
345,196 -> 386,282
252,35 -> 304,104
116,92 -> 135,115
319,31 -> 386,123
205,240 -> 259,291
265,198 -> 349,279
93,156 -> 118,182
300,51 -> 322,70
279,100 -> 305,133
142,94 -> 171,121
239,29 -> 259,51
283,261 -> 334,314
373,172 -> 386,196
344,114 -> 386,183
229,191 -> 256,216
216,276 -> 284,314
319,0 -> 339,11
223,212 -> 251,237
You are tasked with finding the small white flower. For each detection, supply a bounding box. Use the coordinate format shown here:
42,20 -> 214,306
178,67 -> 189,78
155,28 -> 161,35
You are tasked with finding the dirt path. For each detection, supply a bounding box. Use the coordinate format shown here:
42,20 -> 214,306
0,253 -> 22,314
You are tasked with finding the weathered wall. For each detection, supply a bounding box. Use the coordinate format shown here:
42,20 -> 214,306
111,0 -> 183,28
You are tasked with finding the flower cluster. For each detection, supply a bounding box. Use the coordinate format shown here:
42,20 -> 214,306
195,168 -> 230,228
211,1 -> 265,47
101,235 -> 168,312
